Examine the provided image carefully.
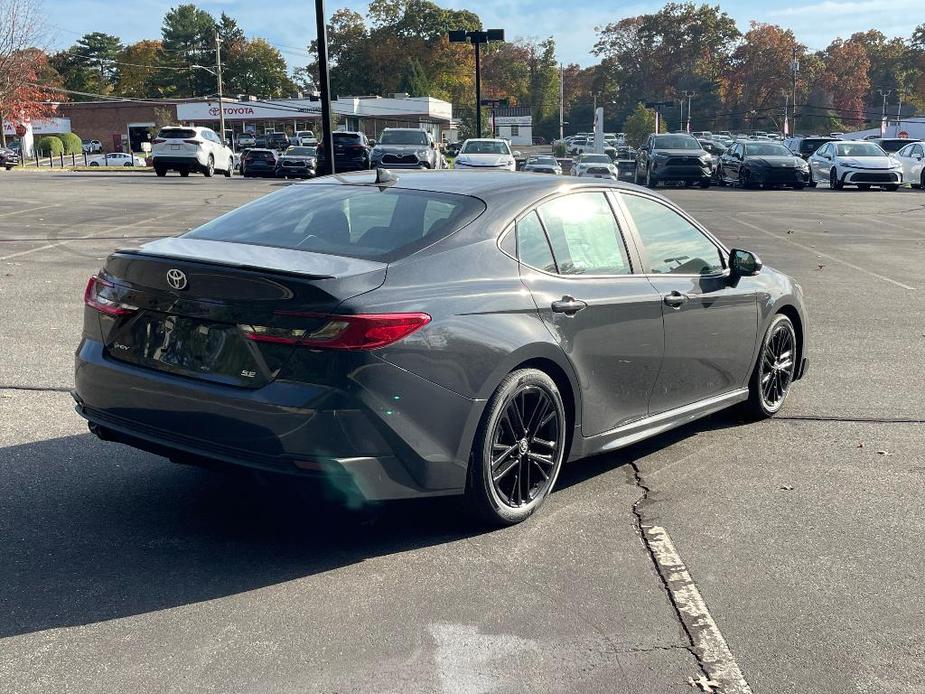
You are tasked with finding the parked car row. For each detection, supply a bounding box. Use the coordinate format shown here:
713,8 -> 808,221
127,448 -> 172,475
0,146 -> 20,170
240,146 -> 318,179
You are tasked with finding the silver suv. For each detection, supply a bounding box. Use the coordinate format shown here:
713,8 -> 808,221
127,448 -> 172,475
370,128 -> 443,169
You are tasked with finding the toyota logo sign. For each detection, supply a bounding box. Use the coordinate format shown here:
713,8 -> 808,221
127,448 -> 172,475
166,268 -> 188,290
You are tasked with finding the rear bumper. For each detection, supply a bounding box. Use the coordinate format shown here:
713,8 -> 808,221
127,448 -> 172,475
152,155 -> 205,169
74,338 -> 477,500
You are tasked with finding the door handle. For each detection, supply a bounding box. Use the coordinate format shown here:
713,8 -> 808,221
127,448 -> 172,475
551,296 -> 588,315
663,291 -> 689,308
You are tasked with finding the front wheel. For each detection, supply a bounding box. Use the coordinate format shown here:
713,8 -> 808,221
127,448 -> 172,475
466,369 -> 567,526
830,169 -> 843,190
699,178 -> 711,188
744,314 -> 798,419
155,167 -> 166,177
645,166 -> 657,188
883,184 -> 899,192
203,155 -> 215,177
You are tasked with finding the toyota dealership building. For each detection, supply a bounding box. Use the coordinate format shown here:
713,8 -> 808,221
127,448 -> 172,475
55,94 -> 455,152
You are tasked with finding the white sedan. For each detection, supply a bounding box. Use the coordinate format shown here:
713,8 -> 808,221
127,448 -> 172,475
808,140 -> 903,191
88,152 -> 147,167
894,141 -> 924,189
453,139 -> 516,171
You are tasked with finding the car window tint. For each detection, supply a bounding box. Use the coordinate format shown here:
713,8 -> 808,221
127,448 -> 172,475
186,186 -> 485,262
621,194 -> 724,275
537,193 -> 630,276
914,145 -> 924,157
516,211 -> 556,273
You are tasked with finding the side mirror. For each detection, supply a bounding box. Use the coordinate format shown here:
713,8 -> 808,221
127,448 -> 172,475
730,248 -> 762,276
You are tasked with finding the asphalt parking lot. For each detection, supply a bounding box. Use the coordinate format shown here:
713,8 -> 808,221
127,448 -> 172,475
1,172 -> 924,693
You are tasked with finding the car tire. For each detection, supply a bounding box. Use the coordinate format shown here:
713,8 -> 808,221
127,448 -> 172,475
743,313 -> 798,420
224,162 -> 232,177
203,155 -> 215,177
123,162 -> 132,167
466,368 -> 567,526
830,169 -> 843,190
883,184 -> 899,192
155,167 -> 166,177
699,178 -> 711,188
793,183 -> 805,190
807,169 -> 817,188
645,167 -> 657,188
919,171 -> 925,189
740,168 -> 752,188
89,161 -> 99,167
179,169 -> 190,177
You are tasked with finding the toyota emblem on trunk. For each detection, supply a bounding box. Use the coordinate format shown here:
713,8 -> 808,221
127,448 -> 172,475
166,269 -> 188,290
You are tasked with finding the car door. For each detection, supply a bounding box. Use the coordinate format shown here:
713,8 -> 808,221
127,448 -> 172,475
904,144 -> 924,183
514,191 -> 665,436
637,136 -> 652,177
811,143 -> 831,181
616,191 -> 758,414
725,144 -> 743,182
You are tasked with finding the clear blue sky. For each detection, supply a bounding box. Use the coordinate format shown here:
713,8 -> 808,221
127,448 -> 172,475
45,0 -> 919,70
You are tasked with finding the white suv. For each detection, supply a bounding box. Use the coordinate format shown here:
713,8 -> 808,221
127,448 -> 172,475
152,126 -> 234,178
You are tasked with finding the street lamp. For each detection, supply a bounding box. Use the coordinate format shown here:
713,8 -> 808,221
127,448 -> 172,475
448,29 -> 505,138
192,58 -> 225,145
682,90 -> 695,133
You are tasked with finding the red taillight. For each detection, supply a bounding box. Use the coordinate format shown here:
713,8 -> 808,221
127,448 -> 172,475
83,275 -> 137,317
184,138 -> 203,145
239,313 -> 431,350
152,138 -> 166,144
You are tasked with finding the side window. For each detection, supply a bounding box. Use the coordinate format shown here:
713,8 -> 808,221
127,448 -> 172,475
621,194 -> 724,276
914,144 -> 924,157
516,211 -> 556,273
536,192 -> 631,276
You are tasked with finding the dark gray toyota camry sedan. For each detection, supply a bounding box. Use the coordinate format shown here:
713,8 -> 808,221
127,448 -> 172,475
74,170 -> 808,525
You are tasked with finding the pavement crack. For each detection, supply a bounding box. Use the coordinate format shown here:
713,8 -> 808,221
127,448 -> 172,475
629,462 -> 712,681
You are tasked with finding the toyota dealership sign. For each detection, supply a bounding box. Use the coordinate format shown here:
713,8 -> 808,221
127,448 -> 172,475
177,101 -> 321,121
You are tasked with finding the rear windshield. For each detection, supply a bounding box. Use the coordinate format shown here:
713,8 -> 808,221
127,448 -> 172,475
333,133 -> 362,144
245,150 -> 276,161
158,128 -> 196,140
285,147 -> 315,156
380,130 -> 428,145
581,154 -> 611,163
184,184 -> 486,262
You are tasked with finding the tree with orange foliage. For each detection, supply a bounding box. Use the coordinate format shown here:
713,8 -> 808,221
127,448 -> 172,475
821,38 -> 871,126
1,0 -> 63,146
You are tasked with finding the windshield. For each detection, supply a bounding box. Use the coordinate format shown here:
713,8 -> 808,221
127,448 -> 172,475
380,130 -> 428,145
185,184 -> 486,262
333,133 -> 362,144
653,135 -> 701,150
581,154 -> 611,163
460,140 -> 510,155
799,138 -> 835,154
285,147 -> 315,156
528,156 -> 556,165
835,143 -> 885,157
745,143 -> 791,156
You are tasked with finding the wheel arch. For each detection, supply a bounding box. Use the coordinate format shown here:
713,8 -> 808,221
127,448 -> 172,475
775,303 -> 806,380
511,356 -> 579,461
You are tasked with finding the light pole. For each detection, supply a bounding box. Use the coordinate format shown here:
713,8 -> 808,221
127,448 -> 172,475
559,63 -> 564,142
790,49 -> 799,133
683,90 -> 695,133
448,29 -> 505,138
315,0 -> 336,175
878,89 -> 891,136
215,33 -> 225,145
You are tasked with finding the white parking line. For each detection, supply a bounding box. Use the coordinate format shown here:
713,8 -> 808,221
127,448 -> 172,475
734,217 -> 916,291
0,215 -> 166,261
0,204 -> 58,219
644,526 -> 753,694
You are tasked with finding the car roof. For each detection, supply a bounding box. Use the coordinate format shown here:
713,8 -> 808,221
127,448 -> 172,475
302,170 -> 658,202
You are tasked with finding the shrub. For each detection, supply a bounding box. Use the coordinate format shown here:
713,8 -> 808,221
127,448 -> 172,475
36,136 -> 64,157
553,142 -> 567,157
58,132 -> 83,155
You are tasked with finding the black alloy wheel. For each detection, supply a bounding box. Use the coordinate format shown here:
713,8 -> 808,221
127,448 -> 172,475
468,369 -> 566,525
745,314 -> 797,418
830,169 -> 843,190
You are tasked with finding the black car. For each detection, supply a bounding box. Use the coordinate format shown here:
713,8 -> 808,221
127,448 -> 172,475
789,136 -> 838,160
240,148 -> 278,177
869,138 -> 919,154
254,134 -> 268,148
718,141 -> 810,189
316,131 -> 372,173
444,142 -> 462,158
276,146 -> 317,179
0,146 -> 19,170
265,132 -> 290,152
74,171 -> 808,525
635,133 -> 712,188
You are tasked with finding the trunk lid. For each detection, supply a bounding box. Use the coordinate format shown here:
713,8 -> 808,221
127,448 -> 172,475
94,238 -> 386,388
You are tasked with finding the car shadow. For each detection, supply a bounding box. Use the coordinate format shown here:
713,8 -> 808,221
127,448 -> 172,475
1,410 -> 744,638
